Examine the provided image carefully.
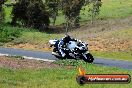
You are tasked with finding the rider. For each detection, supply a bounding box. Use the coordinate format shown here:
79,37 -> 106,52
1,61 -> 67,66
52,34 -> 77,58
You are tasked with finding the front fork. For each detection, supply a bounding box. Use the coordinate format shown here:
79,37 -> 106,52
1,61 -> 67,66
82,51 -> 89,59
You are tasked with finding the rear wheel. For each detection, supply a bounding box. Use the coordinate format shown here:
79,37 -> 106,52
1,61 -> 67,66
82,53 -> 94,63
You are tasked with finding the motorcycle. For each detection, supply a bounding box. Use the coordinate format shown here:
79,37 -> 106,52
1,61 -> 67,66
49,39 -> 94,63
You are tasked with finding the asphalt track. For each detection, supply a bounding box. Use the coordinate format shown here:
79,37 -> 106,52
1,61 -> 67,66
0,47 -> 132,70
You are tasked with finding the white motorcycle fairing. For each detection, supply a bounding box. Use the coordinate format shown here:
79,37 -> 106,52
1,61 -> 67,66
49,39 -> 58,46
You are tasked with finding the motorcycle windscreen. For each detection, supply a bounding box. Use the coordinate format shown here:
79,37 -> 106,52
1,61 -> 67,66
67,41 -> 77,50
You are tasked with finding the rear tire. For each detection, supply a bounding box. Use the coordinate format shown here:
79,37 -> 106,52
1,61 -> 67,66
82,53 -> 94,63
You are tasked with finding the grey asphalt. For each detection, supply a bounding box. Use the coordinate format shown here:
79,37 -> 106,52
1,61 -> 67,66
0,47 -> 132,70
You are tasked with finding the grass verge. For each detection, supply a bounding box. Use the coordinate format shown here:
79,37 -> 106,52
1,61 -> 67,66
0,59 -> 131,88
92,51 -> 132,61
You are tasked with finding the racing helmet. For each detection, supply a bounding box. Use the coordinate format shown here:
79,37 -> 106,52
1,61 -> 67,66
63,35 -> 71,43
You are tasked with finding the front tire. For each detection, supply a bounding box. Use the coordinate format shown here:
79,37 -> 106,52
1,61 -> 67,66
82,53 -> 94,63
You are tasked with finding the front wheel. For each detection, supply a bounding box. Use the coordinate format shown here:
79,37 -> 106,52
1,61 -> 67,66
82,53 -> 94,63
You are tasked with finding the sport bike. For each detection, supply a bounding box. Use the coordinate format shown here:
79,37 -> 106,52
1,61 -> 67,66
49,39 -> 94,63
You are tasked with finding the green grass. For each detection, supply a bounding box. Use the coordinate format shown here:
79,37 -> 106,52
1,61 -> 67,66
0,23 -> 62,44
0,61 -> 131,88
80,0 -> 132,21
54,0 -> 132,24
92,51 -> 132,61
13,29 -> 63,45
99,0 -> 132,19
55,0 -> 132,24
53,0 -> 132,24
